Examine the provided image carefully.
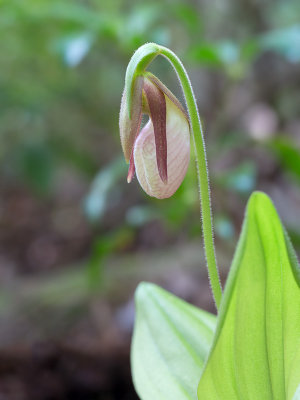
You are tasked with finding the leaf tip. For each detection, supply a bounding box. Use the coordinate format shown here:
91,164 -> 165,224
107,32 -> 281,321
247,191 -> 273,214
247,191 -> 300,287
135,281 -> 156,304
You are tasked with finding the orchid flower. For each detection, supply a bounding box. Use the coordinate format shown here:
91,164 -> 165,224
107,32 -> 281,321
120,43 -> 221,309
120,73 -> 190,199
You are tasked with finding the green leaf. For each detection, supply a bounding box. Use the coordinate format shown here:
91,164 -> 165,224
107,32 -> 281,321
197,192 -> 300,400
131,283 -> 216,400
293,384 -> 300,400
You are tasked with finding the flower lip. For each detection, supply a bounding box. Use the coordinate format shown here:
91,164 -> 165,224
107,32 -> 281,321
133,95 -> 190,199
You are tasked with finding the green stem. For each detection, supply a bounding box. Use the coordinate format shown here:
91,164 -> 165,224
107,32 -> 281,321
158,45 -> 222,309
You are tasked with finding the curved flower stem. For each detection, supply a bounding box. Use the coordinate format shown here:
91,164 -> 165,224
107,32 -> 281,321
157,45 -> 222,309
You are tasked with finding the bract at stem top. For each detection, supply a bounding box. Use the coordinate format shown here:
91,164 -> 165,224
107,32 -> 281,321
125,43 -> 160,118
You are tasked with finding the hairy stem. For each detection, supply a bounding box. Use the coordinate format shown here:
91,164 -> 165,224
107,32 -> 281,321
157,45 -> 222,309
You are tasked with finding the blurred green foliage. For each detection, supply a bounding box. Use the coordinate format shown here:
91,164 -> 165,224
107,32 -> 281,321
270,138 -> 300,183
0,0 -> 300,283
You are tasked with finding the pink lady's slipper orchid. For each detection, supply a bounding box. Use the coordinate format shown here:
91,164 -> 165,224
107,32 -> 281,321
119,73 -> 190,199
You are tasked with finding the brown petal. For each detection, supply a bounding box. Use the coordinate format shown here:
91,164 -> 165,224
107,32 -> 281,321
143,79 -> 168,184
145,72 -> 189,122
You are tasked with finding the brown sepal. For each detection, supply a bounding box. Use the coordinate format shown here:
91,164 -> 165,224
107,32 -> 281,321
127,151 -> 135,183
121,76 -> 144,162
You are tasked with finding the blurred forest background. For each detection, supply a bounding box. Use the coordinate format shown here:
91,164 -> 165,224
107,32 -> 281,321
0,0 -> 300,399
